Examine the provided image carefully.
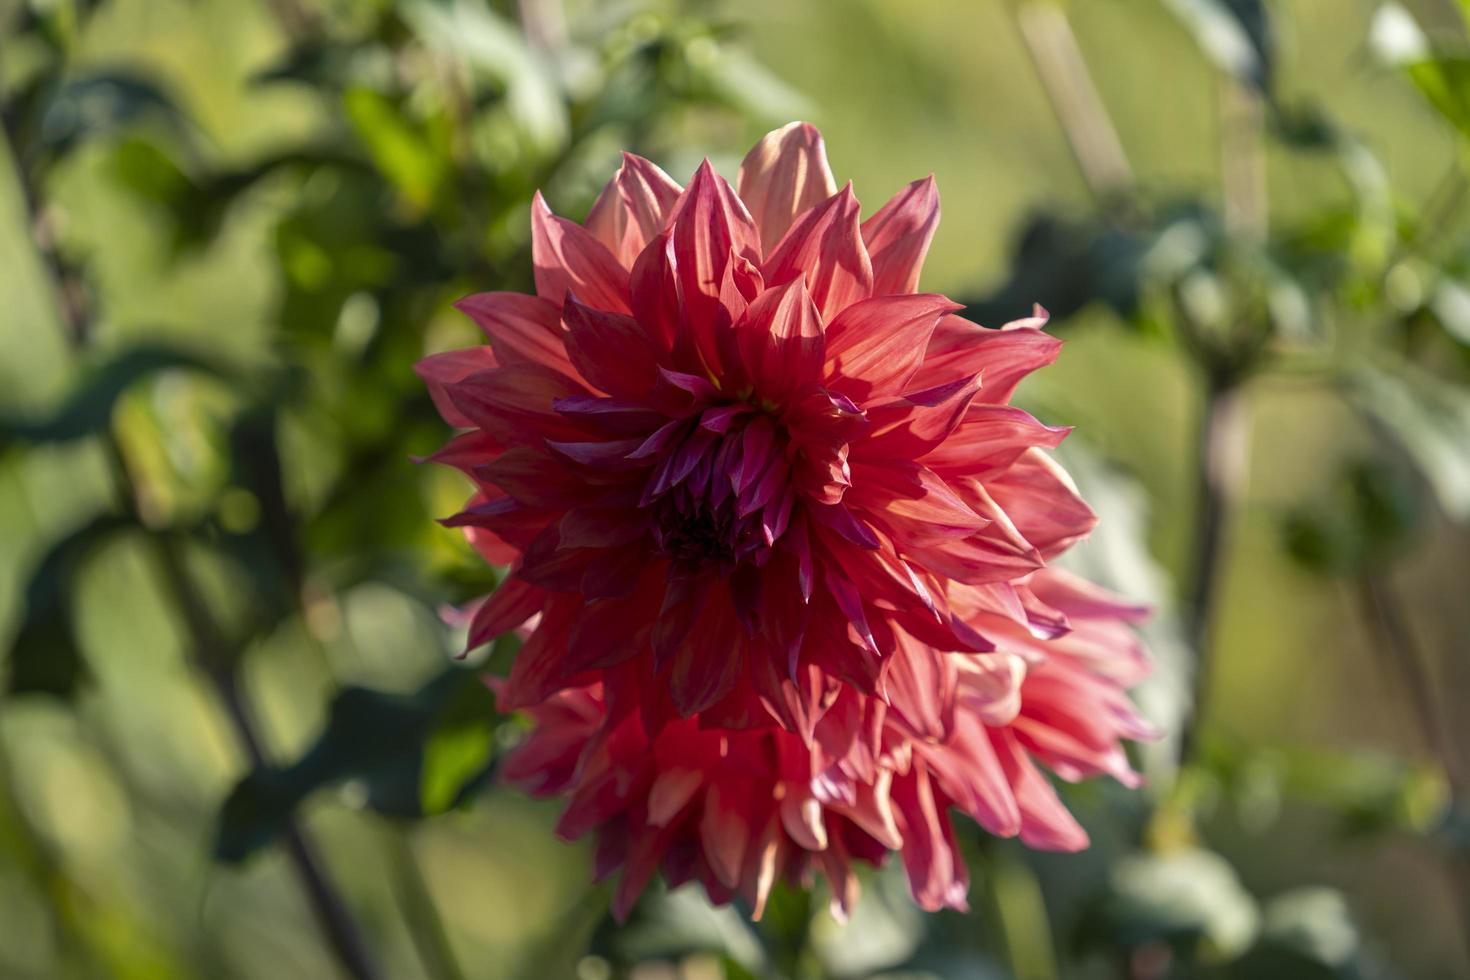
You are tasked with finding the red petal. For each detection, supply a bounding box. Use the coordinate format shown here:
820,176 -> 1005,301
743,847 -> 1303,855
734,278 -> 825,401
416,347 -> 499,427
453,292 -> 580,380
984,449 -> 1097,559
922,405 -> 1071,477
584,152 -> 683,266
561,297 -> 662,400
910,315 -> 1061,399
629,232 -> 681,354
861,176 -> 940,296
445,364 -> 589,446
763,183 -> 873,320
531,192 -> 632,313
465,576 -> 546,652
667,160 -> 762,375
737,121 -> 838,253
823,293 -> 962,401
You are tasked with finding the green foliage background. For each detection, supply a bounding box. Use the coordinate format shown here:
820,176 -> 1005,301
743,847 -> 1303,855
2,0 -> 1469,977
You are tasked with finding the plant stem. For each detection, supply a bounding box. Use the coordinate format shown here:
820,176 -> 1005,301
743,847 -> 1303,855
1177,376 -> 1248,769
1355,573 -> 1470,960
1,121 -> 384,980
385,825 -> 467,980
1011,1 -> 1134,199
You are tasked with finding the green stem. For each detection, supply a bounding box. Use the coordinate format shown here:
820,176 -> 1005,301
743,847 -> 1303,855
385,825 -> 467,980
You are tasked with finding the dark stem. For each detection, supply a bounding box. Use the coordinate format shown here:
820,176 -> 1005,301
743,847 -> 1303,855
1357,575 -> 1460,780
1355,574 -> 1470,961
1,118 -> 384,980
1177,375 -> 1247,769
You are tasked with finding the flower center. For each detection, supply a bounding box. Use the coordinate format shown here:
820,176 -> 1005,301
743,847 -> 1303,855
643,412 -> 794,572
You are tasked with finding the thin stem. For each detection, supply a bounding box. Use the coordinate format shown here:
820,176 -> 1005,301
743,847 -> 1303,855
1355,574 -> 1470,959
1010,1 -> 1134,199
1177,377 -> 1248,769
1219,78 -> 1267,241
385,826 -> 467,980
1,116 -> 384,980
1357,575 -> 1460,781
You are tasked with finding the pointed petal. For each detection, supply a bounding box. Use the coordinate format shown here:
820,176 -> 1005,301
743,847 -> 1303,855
667,160 -> 762,374
416,347 -> 499,428
737,121 -> 839,253
763,183 -> 873,320
910,315 -> 1061,399
454,292 -> 578,378
735,277 -> 825,400
531,192 -> 632,313
862,176 -> 940,296
585,152 -> 684,266
823,293 -> 962,401
561,297 -> 662,400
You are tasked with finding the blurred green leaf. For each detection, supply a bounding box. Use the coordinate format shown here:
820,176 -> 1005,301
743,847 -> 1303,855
38,71 -> 189,158
1231,888 -> 1372,979
214,666 -> 498,863
0,344 -> 232,453
4,514 -> 136,698
1348,366 -> 1470,522
1282,459 -> 1424,576
343,87 -> 451,212
1084,848 -> 1260,963
399,0 -> 568,153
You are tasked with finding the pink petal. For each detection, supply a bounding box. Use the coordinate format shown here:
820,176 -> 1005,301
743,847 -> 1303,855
735,277 -> 825,400
763,183 -> 874,320
531,191 -> 632,314
585,152 -> 684,266
862,176 -> 940,296
737,121 -> 839,253
453,292 -> 578,379
823,293 -> 963,401
561,297 -> 662,400
911,315 -> 1061,400
416,347 -> 499,428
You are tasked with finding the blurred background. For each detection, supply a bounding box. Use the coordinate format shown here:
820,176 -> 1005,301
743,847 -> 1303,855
2,0 -> 1469,977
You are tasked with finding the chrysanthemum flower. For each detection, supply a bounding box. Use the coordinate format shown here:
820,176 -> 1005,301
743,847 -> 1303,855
500,568 -> 1155,920
420,123 -> 1099,737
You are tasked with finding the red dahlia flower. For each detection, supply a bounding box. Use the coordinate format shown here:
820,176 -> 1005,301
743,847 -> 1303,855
420,123 -> 1102,737
500,568 -> 1155,920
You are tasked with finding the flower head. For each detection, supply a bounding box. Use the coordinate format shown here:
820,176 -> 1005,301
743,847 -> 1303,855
421,123 -> 1096,734
500,567 -> 1155,920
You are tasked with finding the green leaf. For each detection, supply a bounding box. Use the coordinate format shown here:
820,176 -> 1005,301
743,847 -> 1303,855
0,344 -> 231,452
399,0 -> 568,153
1348,366 -> 1470,522
342,87 -> 451,212
1086,848 -> 1260,962
38,72 -> 190,158
213,667 -> 498,863
5,514 -> 137,698
1231,889 -> 1367,979
1162,0 -> 1273,93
